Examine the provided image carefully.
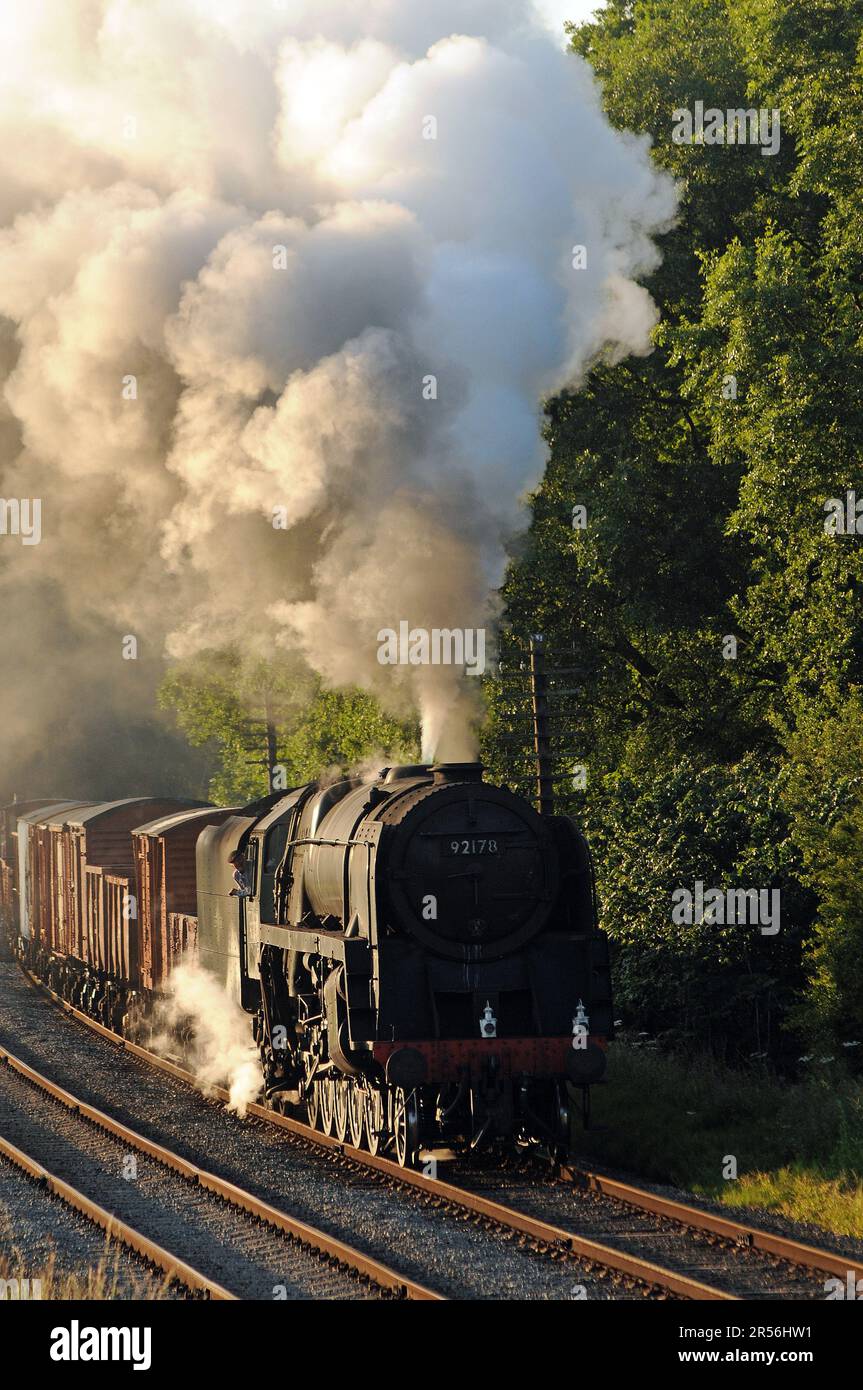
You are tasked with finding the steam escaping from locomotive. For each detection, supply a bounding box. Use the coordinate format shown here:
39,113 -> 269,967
0,0 -> 677,782
149,962 -> 263,1117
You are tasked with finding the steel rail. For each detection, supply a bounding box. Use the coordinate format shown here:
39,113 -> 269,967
560,1164 -> 863,1285
0,1132 -> 236,1300
33,963 -> 862,1296
19,969 -> 738,1299
0,1040 -> 442,1302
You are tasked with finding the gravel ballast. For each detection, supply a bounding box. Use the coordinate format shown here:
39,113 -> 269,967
0,963 -> 635,1300
0,1153 -> 182,1300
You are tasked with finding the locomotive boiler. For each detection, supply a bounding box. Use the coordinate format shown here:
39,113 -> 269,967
196,762 -> 612,1164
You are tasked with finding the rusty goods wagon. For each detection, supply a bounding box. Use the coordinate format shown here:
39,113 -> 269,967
20,798 -> 200,1014
23,803 -> 96,956
0,799 -> 63,866
68,799 -> 202,986
0,800 -> 71,938
0,799 -> 64,931
1,799 -> 65,951
132,805 -> 237,992
0,857 -> 12,937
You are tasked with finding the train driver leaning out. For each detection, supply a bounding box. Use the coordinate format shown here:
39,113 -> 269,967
228,849 -> 252,898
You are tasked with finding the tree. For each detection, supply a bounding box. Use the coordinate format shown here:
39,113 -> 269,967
482,0 -> 863,1059
159,650 -> 419,803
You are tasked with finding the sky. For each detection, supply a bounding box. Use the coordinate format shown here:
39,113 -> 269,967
536,0 -> 608,43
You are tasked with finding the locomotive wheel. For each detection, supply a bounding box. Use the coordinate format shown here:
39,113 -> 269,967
306,1082 -> 320,1130
319,1077 -> 336,1136
364,1087 -> 384,1155
334,1080 -> 349,1143
392,1087 -> 420,1168
347,1082 -> 364,1148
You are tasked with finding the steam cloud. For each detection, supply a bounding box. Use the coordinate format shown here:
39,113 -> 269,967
0,0 -> 677,786
148,961 -> 262,1116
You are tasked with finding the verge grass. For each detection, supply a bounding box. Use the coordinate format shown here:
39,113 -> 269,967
0,1242 -> 173,1300
574,1042 -> 863,1238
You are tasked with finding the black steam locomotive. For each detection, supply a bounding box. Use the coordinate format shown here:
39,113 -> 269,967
1,762 -> 612,1167
197,761 -> 612,1164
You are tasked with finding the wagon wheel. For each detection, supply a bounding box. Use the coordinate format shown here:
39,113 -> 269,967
319,1077 -> 336,1136
364,1086 -> 385,1156
347,1082 -> 364,1148
306,1081 -> 320,1130
333,1079 -> 349,1143
392,1087 -> 420,1168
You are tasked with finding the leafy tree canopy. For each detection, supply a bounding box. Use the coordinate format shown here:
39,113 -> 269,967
484,0 -> 863,1058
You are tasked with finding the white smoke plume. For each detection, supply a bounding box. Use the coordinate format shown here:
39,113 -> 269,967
148,961 -> 262,1116
0,0 -> 677,781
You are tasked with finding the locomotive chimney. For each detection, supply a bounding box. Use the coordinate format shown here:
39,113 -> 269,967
431,762 -> 484,784
380,765 -> 432,783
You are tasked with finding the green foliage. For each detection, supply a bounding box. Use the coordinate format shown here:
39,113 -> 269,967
587,755 -> 812,1060
484,0 -> 863,1059
780,695 -> 863,1044
276,686 -> 420,787
158,651 -> 419,803
578,1043 -> 863,1235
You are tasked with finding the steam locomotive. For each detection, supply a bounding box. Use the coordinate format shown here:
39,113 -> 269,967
0,763 -> 612,1165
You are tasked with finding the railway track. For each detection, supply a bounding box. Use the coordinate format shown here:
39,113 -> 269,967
13,968 -> 730,1299
0,1041 -> 441,1301
0,1130 -> 234,1300
559,1164 -> 863,1286
13,963 -> 861,1300
451,1161 -> 861,1301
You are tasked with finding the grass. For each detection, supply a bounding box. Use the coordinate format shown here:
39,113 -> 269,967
574,1040 -> 863,1238
0,1243 -> 173,1300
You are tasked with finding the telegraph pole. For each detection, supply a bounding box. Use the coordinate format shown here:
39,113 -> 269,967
241,695 -> 282,791
529,635 -> 554,816
264,694 -> 278,790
